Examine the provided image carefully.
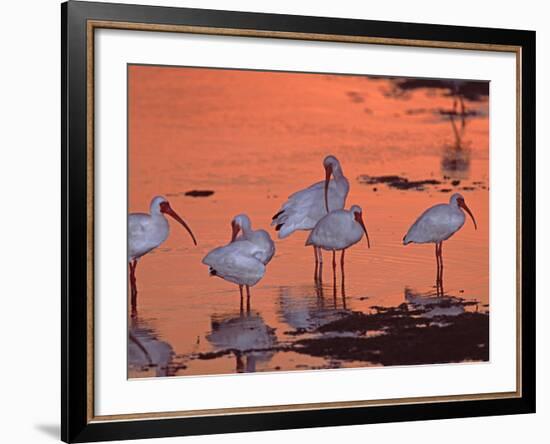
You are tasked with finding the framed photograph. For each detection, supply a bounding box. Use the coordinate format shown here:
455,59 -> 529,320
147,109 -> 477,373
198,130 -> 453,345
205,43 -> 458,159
62,1 -> 535,442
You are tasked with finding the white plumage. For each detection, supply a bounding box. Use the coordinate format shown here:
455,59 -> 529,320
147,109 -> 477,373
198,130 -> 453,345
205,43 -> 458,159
306,205 -> 370,281
271,155 -> 349,239
202,214 -> 274,309
128,196 -> 197,262
403,193 -> 476,245
128,211 -> 169,262
306,205 -> 370,251
202,241 -> 266,287
403,193 -> 477,296
231,214 -> 275,265
127,196 -> 197,316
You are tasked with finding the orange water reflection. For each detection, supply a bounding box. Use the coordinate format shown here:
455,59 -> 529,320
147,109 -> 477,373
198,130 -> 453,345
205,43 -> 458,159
128,66 -> 489,377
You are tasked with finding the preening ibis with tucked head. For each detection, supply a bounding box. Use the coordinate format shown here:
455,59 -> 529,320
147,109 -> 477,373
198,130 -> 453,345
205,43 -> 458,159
403,193 -> 477,294
231,214 -> 275,265
271,155 -> 349,269
306,205 -> 370,281
128,196 -> 197,316
203,214 -> 274,311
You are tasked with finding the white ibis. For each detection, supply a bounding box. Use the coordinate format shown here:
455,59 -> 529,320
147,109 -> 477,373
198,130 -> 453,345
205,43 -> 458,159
403,193 -> 477,294
231,214 -> 275,265
271,155 -> 349,271
306,205 -> 370,282
203,215 -> 273,311
128,196 -> 197,315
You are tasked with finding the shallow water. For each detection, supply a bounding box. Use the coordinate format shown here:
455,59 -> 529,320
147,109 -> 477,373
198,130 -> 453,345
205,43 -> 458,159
127,67 -> 489,378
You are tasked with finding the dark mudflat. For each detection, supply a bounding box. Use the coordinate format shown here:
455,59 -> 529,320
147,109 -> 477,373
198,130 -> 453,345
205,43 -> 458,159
185,190 -> 215,197
357,174 -> 441,191
293,311 -> 488,366
357,174 -> 487,193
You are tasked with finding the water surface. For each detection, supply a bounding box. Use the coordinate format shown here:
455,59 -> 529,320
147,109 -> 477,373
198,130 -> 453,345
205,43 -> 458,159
127,66 -> 489,378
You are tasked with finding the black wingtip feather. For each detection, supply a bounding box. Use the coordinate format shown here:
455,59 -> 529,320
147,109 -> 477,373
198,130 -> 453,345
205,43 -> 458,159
275,223 -> 283,231
272,210 -> 284,220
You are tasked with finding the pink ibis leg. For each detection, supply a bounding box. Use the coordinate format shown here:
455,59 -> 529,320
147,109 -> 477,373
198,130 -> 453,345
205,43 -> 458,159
341,249 -> 346,308
435,242 -> 445,297
439,242 -> 444,295
435,242 -> 439,296
313,247 -> 319,282
129,260 -> 138,318
239,285 -> 244,313
246,285 -> 251,313
332,251 -> 337,306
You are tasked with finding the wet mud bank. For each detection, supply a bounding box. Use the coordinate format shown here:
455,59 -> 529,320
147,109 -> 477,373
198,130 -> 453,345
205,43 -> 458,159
291,303 -> 489,366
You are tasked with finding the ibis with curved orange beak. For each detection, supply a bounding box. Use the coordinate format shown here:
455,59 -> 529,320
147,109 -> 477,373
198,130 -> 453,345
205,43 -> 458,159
271,155 -> 349,269
306,205 -> 370,281
128,196 -> 197,315
403,193 -> 477,294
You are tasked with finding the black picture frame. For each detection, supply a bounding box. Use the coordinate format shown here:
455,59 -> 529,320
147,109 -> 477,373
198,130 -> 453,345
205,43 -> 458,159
62,1 -> 536,442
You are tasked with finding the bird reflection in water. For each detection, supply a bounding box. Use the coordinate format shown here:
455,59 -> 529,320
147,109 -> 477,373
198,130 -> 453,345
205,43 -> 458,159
404,287 -> 468,318
440,82 -> 475,179
314,267 -> 348,310
277,284 -> 349,334
128,317 -> 175,377
206,311 -> 276,373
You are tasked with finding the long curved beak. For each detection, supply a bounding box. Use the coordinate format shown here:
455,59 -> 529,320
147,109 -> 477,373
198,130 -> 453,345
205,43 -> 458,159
354,212 -> 371,248
161,203 -> 198,245
231,221 -> 240,242
324,165 -> 333,213
458,199 -> 477,230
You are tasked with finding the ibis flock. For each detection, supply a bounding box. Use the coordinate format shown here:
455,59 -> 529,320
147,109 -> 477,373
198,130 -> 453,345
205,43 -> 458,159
128,155 -> 477,315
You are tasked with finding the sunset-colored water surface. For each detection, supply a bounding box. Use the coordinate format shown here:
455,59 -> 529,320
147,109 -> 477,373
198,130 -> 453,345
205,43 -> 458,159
128,65 -> 489,378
